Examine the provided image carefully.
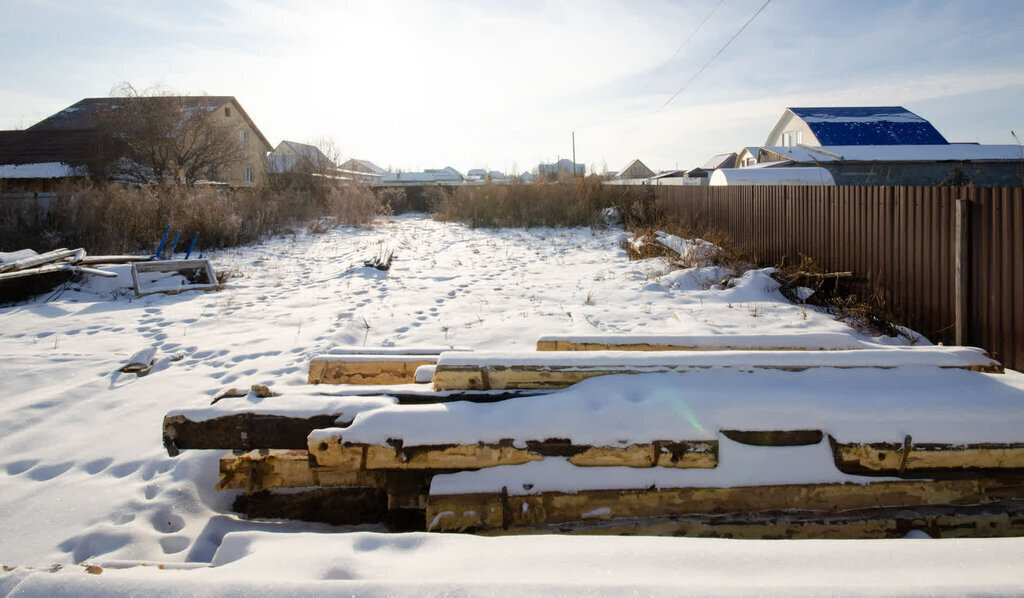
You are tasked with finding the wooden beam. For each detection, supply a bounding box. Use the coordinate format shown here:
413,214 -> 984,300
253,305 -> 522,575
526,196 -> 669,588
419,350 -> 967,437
721,429 -> 823,446
217,449 -> 386,492
830,435 -> 1024,477
308,436 -> 718,470
463,501 -> 1024,539
308,355 -> 438,384
536,333 -> 871,352
434,348 -> 1003,391
162,413 -> 345,456
426,478 -> 1024,533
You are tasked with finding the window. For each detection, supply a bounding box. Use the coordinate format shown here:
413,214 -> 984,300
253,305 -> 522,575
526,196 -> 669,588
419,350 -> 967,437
782,130 -> 803,147
244,165 -> 254,183
239,130 -> 248,148
224,107 -> 231,117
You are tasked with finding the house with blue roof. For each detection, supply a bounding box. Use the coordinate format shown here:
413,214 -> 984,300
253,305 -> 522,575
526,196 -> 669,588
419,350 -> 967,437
765,107 -> 949,148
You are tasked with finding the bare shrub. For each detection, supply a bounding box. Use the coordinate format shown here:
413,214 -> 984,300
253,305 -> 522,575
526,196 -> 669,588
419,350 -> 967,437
319,184 -> 385,225
432,176 -> 656,228
2,178 -> 387,254
375,187 -> 410,214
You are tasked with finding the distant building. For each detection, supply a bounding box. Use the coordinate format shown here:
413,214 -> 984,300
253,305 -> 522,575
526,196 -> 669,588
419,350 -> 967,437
765,106 -> 948,147
268,140 -> 336,174
538,158 -> 585,179
615,159 -> 655,180
338,158 -> 385,184
736,146 -> 760,167
702,153 -> 738,170
377,166 -> 463,185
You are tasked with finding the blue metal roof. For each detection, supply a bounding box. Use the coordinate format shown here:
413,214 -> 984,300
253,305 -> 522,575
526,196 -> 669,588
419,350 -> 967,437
789,107 -> 948,146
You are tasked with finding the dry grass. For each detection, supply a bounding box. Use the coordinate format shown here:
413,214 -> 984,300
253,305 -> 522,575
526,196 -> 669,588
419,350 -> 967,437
431,176 -> 660,229
0,180 -> 386,254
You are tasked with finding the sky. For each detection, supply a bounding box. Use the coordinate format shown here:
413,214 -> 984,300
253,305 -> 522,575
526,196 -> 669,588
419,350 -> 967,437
1,0 -> 1023,175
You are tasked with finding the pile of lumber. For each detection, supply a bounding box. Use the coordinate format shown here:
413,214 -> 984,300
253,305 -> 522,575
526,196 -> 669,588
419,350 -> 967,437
162,335 -> 1024,538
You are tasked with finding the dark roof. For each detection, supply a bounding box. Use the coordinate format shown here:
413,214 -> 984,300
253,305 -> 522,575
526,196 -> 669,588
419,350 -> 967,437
28,96 -> 273,151
789,107 -> 948,146
0,129 -> 98,166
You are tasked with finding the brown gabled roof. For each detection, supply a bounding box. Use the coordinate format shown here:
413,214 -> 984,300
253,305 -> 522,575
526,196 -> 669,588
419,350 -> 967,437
28,96 -> 272,153
0,129 -> 98,166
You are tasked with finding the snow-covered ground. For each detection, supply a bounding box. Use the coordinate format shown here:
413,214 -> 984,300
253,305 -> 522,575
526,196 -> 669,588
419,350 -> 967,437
2,214 -> 1024,596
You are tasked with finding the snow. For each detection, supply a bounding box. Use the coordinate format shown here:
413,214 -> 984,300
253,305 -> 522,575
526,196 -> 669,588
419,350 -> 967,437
6,533 -> 1024,596
2,214 -> 1023,595
710,167 -> 836,186
312,366 -> 1024,450
0,162 -> 85,178
535,331 -> 879,349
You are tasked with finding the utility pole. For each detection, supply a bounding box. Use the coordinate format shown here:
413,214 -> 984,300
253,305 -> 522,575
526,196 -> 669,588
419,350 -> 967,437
572,131 -> 577,177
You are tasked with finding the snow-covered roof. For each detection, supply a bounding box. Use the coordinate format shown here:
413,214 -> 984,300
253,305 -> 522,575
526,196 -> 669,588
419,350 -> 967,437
786,107 -> 948,146
701,153 -> 737,170
709,167 -> 835,186
379,166 -> 463,183
338,158 -> 386,174
763,144 -> 1024,163
0,161 -> 86,179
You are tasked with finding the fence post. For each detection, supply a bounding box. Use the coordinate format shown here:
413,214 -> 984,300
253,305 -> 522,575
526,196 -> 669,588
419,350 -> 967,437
955,197 -> 969,346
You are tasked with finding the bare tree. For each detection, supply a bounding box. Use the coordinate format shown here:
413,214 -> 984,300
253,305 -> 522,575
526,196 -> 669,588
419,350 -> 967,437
95,83 -> 247,185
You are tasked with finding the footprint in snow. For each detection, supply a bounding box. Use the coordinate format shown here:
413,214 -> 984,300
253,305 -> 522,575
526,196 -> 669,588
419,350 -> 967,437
4,459 -> 40,475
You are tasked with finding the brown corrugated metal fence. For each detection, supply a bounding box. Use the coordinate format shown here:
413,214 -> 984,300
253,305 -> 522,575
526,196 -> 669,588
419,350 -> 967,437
650,185 -> 1024,372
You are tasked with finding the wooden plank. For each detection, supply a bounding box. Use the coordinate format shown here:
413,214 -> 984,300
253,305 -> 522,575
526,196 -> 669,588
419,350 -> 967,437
956,197 -> 969,345
535,333 -> 870,352
830,435 -> 1024,477
308,436 -> 718,470
463,501 -> 1024,540
308,355 -> 437,384
720,429 -> 823,446
434,347 -> 1003,391
162,413 -> 345,456
217,449 -> 386,492
426,478 -> 1024,533
326,346 -> 470,355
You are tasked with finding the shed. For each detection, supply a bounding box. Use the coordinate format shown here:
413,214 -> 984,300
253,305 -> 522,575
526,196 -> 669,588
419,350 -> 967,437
709,167 -> 835,186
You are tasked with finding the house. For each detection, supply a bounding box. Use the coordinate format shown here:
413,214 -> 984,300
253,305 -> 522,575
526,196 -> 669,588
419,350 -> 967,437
615,159 -> 655,180
538,158 -> 585,179
736,146 -> 760,167
647,169 -> 708,186
337,158 -> 385,184
267,140 -> 336,175
22,96 -> 272,187
377,166 -> 464,186
765,106 -> 948,147
757,144 -> 1024,186
519,171 -> 538,183
702,153 -> 738,170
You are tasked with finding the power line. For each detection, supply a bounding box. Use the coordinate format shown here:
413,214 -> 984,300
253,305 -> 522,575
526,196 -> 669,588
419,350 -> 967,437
661,0 -> 774,109
666,0 -> 726,64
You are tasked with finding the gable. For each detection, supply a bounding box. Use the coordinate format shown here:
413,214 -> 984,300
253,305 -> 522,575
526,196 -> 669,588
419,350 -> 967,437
789,107 -> 948,146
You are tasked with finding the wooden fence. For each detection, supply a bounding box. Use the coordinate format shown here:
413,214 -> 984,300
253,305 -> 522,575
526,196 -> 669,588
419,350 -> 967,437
650,185 -> 1024,372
